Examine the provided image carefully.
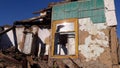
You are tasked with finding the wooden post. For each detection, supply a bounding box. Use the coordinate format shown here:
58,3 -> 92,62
109,27 -> 119,68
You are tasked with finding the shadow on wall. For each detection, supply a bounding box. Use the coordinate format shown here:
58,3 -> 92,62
0,34 -> 13,50
0,27 -> 13,50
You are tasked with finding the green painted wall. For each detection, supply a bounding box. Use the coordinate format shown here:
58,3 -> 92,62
52,0 -> 106,23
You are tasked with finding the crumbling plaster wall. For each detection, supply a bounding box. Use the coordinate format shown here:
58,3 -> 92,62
78,18 -> 113,68
78,0 -> 117,61
76,0 -> 118,67
79,18 -> 109,61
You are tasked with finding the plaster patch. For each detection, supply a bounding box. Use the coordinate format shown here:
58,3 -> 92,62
79,35 -> 108,61
79,18 -> 108,61
79,18 -> 107,35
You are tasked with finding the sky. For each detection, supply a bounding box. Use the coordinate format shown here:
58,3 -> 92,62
115,0 -> 120,40
0,0 -> 119,39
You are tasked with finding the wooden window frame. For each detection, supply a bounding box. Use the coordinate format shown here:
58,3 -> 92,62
51,18 -> 79,58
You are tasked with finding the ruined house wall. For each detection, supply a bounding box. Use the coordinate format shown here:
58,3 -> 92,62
78,18 -> 113,68
50,0 -> 119,68
0,0 -> 119,68
77,0 -> 117,63
15,26 -> 51,55
0,26 -> 51,56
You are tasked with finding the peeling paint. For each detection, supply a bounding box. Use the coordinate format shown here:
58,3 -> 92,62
79,18 -> 109,61
79,18 -> 107,35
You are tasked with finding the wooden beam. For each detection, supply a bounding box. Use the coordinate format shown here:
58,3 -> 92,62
0,26 -> 15,36
14,16 -> 45,25
33,7 -> 52,14
110,27 -> 119,65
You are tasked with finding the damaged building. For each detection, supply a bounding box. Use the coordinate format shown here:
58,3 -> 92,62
0,0 -> 119,68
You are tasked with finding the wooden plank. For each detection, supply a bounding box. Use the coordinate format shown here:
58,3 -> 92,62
110,27 -> 119,65
14,16 -> 45,24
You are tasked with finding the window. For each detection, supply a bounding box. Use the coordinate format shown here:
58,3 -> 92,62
51,18 -> 79,58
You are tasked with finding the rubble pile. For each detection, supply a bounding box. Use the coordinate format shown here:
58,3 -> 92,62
0,46 -> 49,68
